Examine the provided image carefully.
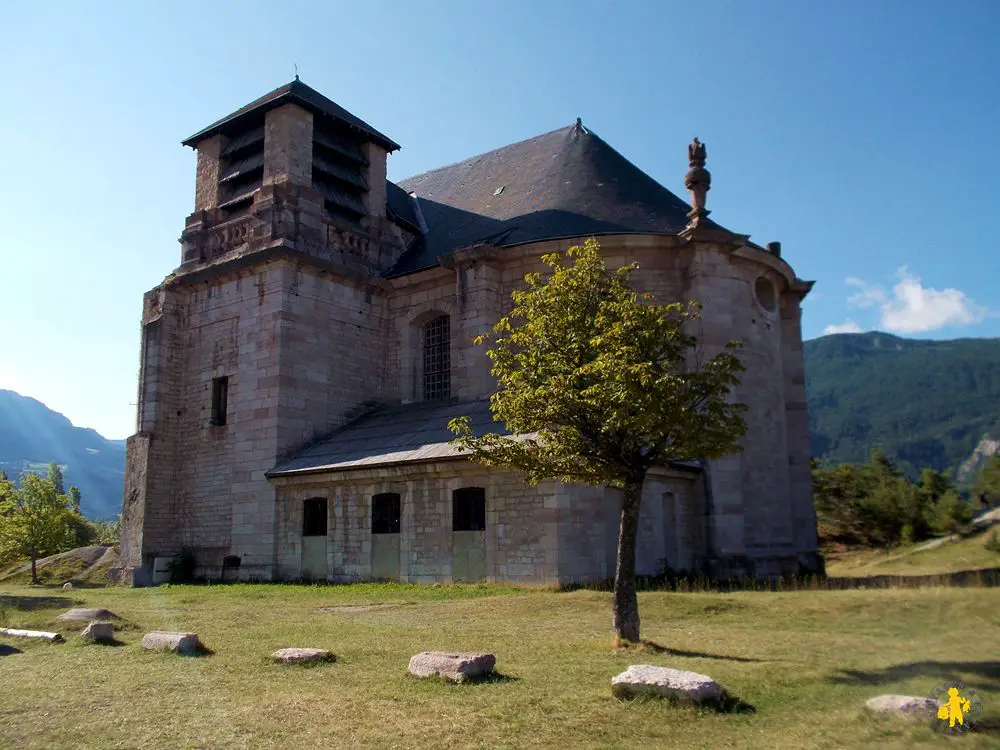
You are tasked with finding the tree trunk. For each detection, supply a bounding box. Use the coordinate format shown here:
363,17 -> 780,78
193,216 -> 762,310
30,549 -> 38,585
613,478 -> 643,643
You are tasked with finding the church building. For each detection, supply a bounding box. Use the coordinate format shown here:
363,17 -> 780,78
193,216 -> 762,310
118,79 -> 822,585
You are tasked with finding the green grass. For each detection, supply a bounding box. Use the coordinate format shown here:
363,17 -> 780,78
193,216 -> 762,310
826,525 -> 1000,577
0,582 -> 997,749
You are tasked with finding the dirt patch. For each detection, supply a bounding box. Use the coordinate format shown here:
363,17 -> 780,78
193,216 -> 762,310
318,601 -> 411,614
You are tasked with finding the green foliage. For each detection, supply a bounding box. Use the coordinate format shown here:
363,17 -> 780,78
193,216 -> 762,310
805,332 -> 1000,478
929,490 -> 973,536
449,239 -> 747,640
47,461 -> 65,495
0,472 -> 76,583
91,515 -> 121,545
449,239 -> 747,485
985,530 -> 1000,553
975,455 -> 1000,502
814,450 -> 979,547
67,486 -> 81,513
168,545 -> 198,583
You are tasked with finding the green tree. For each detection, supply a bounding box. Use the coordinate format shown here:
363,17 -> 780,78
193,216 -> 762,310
930,490 -> 974,535
0,473 -> 74,584
68,486 -> 81,514
47,461 -> 65,495
92,516 -> 121,546
449,239 -> 747,642
975,455 -> 1000,507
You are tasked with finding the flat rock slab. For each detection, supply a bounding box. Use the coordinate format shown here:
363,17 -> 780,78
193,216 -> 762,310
408,651 -> 496,683
57,608 -> 121,623
865,694 -> 938,718
272,648 -> 335,664
612,665 -> 724,704
141,631 -> 204,655
81,621 -> 115,644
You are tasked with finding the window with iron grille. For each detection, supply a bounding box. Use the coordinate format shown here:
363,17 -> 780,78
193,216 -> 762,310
303,498 -> 328,537
423,315 -> 451,401
452,487 -> 486,532
371,493 -> 401,535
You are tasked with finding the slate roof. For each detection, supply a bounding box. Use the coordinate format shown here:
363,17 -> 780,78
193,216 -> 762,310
268,400 -> 506,477
183,78 -> 400,152
388,122 -> 726,276
269,398 -> 704,478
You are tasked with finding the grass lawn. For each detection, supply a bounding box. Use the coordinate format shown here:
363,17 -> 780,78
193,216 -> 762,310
826,525 -> 1000,577
1,582 -> 998,749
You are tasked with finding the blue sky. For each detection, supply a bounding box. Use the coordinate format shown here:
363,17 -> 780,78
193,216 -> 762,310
1,0 -> 997,440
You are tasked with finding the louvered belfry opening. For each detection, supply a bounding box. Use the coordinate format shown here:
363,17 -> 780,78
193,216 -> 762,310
218,118 -> 265,217
312,116 -> 369,227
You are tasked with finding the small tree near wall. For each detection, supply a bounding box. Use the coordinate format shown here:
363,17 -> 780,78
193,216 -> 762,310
450,239 -> 747,643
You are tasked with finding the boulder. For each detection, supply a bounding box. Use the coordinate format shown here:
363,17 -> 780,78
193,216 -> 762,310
271,647 -> 335,664
57,608 -> 120,623
62,582 -> 74,590
80,621 -> 115,644
408,651 -> 496,683
141,631 -> 204,655
611,665 -> 724,704
865,694 -> 938,718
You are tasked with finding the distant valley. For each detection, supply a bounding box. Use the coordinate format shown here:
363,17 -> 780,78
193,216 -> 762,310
0,390 -> 126,519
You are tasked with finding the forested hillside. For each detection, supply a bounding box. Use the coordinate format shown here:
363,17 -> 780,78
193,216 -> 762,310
804,332 -> 1000,479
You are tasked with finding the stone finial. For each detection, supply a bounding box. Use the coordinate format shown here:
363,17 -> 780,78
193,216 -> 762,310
684,137 -> 712,229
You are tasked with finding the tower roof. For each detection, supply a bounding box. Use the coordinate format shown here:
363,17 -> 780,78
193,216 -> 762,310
389,121 -> 726,275
182,78 -> 400,152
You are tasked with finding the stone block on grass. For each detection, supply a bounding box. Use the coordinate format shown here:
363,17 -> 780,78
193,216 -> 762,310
864,694 -> 938,718
80,621 -> 115,644
57,608 -> 121,623
272,647 -> 335,664
612,665 -> 724,704
408,651 -> 496,683
141,631 -> 205,655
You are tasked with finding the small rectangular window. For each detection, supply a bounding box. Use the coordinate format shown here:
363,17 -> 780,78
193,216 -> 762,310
303,498 -> 328,537
211,376 -> 229,426
372,493 -> 401,535
452,487 -> 486,532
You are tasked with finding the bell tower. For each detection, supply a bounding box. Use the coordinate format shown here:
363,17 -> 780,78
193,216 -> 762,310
178,78 -> 401,272
119,80 -> 408,585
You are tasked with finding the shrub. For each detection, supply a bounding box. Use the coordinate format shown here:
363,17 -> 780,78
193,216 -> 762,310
168,546 -> 198,583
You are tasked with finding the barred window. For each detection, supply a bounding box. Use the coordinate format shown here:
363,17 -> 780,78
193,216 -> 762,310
423,315 -> 451,401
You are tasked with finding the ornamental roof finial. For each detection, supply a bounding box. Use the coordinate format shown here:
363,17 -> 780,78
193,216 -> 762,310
684,137 -> 711,229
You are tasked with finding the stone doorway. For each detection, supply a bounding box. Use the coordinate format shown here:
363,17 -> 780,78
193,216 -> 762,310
452,487 -> 486,582
371,492 -> 401,580
301,497 -> 328,581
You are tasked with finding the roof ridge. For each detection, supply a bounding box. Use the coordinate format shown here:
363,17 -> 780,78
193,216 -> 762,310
395,122 -> 578,187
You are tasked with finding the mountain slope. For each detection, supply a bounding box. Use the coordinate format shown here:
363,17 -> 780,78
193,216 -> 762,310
0,390 -> 126,519
804,332 -> 1000,479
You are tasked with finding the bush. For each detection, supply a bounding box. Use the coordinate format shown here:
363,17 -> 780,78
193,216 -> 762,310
168,546 -> 198,583
985,530 -> 1000,553
929,490 -> 973,536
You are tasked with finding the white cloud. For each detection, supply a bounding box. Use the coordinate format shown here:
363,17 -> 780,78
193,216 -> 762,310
843,267 -> 989,334
823,320 -> 862,335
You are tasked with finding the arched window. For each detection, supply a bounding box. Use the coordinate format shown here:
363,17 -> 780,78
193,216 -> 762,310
423,315 -> 451,400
